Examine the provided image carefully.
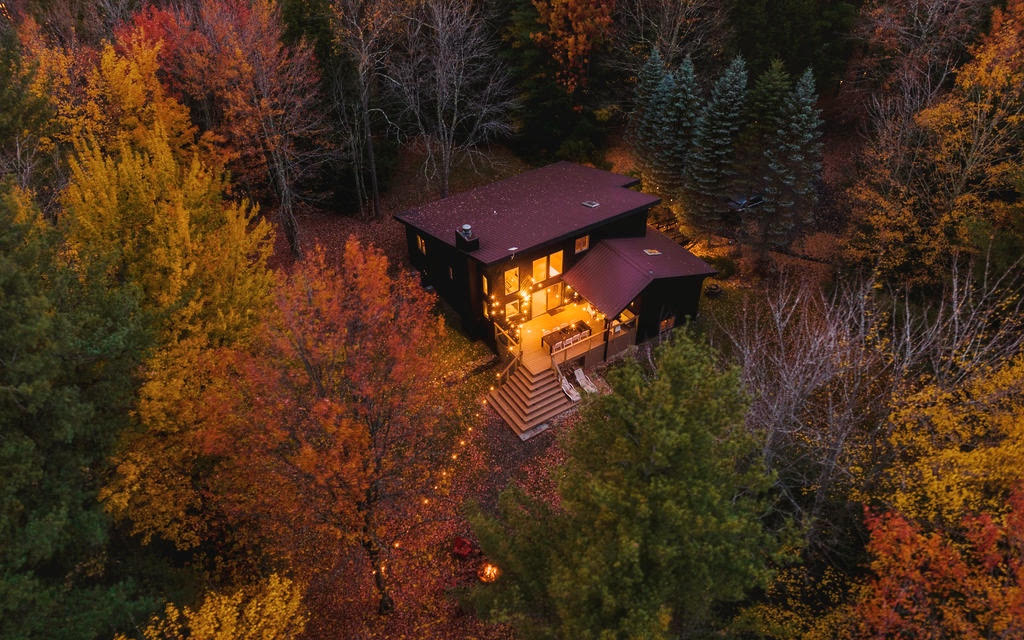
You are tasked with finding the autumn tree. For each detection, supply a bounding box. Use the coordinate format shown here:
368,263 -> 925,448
530,0 -> 614,95
198,241 -> 466,614
0,28 -> 54,193
845,0 -> 1024,285
0,185 -> 154,640
846,493 -> 1024,639
116,574 -> 307,640
386,0 -> 516,198
74,123 -> 275,551
468,332 -> 781,639
134,0 -> 326,257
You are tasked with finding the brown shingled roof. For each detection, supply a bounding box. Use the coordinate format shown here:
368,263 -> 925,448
394,162 -> 660,264
563,227 -> 716,318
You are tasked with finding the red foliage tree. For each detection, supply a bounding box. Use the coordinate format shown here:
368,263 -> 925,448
852,489 -> 1024,639
199,239 -> 462,615
123,0 -> 326,258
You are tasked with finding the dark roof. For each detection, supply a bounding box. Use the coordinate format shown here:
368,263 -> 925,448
563,227 -> 716,318
394,162 -> 660,264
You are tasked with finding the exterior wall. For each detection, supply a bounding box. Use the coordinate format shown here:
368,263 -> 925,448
401,206 -> 652,355
634,275 -> 710,342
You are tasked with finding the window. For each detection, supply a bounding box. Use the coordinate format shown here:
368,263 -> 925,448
531,250 -> 564,283
532,256 -> 547,283
448,266 -> 454,280
659,316 -> 675,333
481,274 -> 489,295
504,267 -> 519,295
505,300 -> 520,319
416,234 -> 426,255
548,250 -> 562,277
483,300 -> 489,318
575,235 -> 589,254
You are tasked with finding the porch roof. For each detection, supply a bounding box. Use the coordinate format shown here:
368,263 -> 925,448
562,227 -> 716,318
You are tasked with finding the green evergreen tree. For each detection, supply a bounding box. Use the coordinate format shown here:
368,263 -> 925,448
761,68 -> 823,249
0,187 -> 155,640
647,56 -> 701,196
683,55 -> 748,235
631,48 -> 665,160
467,332 -> 781,639
634,47 -> 664,114
741,59 -> 791,154
643,70 -> 680,192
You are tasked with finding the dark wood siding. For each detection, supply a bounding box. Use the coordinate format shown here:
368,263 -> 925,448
635,275 -> 710,342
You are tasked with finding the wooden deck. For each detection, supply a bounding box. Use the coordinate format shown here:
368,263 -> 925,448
518,303 -> 603,374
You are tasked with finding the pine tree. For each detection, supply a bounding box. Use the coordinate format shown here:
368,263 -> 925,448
762,68 -> 823,249
0,186 -> 155,640
682,55 -> 748,235
631,47 -> 664,159
467,332 -> 781,639
643,70 -> 679,192
634,47 -> 664,114
647,56 -> 701,196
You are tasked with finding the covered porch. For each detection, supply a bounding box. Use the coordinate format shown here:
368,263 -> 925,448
517,301 -> 637,375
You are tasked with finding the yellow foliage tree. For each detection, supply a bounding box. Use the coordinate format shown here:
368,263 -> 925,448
61,123 -> 274,549
115,574 -> 307,640
17,18 -> 217,167
845,0 -> 1024,284
875,356 -> 1024,526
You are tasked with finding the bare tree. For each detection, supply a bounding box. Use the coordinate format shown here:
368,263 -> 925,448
614,0 -> 731,72
385,0 -> 515,198
714,260 -> 1024,558
178,0 -> 330,258
329,0 -> 398,219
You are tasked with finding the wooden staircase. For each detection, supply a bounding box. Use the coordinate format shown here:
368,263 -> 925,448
487,363 -> 576,440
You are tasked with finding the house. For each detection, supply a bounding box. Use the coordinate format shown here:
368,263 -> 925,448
395,162 -> 716,438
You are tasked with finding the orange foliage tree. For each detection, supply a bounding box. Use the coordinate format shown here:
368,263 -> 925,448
128,0 -> 327,257
531,0 -> 615,94
848,491 -> 1024,639
199,240 -> 464,614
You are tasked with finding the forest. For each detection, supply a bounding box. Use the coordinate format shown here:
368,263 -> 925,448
1,0 -> 1023,638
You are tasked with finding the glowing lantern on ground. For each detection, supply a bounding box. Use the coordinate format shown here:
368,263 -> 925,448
478,562 -> 501,583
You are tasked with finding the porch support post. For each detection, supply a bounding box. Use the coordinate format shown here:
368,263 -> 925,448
602,317 -> 610,361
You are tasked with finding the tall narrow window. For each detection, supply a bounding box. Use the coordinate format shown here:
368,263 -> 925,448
504,267 -> 519,295
548,250 -> 563,277
575,235 -> 589,254
481,274 -> 489,295
483,300 -> 490,318
532,256 -> 547,282
448,266 -> 454,280
416,234 -> 426,255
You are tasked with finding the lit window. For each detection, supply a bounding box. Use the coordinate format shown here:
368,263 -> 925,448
659,316 -> 675,332
448,266 -> 454,280
481,274 -> 489,295
532,256 -> 547,282
483,300 -> 489,318
416,235 -> 426,254
504,267 -> 519,295
548,250 -> 562,277
505,300 -> 520,318
575,235 -> 589,254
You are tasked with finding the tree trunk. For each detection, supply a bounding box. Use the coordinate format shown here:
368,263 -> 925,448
360,84 -> 381,218
362,529 -> 394,615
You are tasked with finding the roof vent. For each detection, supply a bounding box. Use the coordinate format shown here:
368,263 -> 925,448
581,200 -> 600,208
643,249 -> 662,256
455,223 -> 479,251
